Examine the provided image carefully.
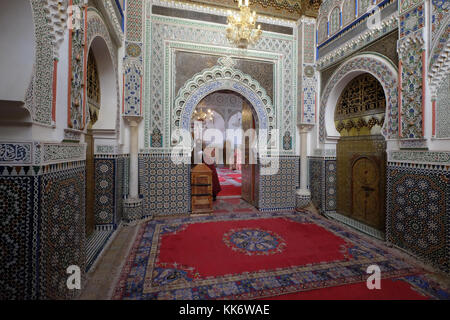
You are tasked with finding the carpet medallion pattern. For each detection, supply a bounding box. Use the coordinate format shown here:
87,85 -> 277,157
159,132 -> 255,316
113,210 -> 449,300
223,228 -> 286,256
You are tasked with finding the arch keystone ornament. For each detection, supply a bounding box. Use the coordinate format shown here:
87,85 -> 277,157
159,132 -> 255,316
171,57 -> 276,146
319,54 -> 398,143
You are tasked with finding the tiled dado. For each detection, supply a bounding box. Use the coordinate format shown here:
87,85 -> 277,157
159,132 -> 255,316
138,154 -> 300,215
139,153 -> 191,216
308,155 -> 337,214
387,161 -> 450,273
94,155 -> 129,228
256,156 -> 299,211
0,161 -> 86,299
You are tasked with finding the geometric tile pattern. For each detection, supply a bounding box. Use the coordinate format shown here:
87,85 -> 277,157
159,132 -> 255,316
125,0 -> 143,42
386,164 -> 449,273
257,156 -> 299,211
139,154 -> 191,216
0,162 -> 90,300
94,159 -> 116,225
308,157 -> 337,214
309,158 -> 324,211
39,165 -> 86,299
325,160 -> 337,212
0,176 -> 37,299
94,155 -> 128,228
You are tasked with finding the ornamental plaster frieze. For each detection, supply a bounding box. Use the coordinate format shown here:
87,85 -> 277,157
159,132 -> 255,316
92,0 -> 124,45
123,59 -> 144,75
149,0 -> 297,28
317,15 -> 398,70
103,0 -> 124,44
397,29 -> 425,56
0,141 -> 86,167
43,0 -> 69,59
388,150 -> 450,165
311,148 -> 337,158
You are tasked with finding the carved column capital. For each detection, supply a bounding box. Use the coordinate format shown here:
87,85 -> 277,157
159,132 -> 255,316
297,123 -> 314,133
123,115 -> 143,127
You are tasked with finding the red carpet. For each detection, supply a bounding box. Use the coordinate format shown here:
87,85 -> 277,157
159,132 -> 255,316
157,218 -> 349,278
261,279 -> 429,300
217,168 -> 241,197
113,210 -> 449,300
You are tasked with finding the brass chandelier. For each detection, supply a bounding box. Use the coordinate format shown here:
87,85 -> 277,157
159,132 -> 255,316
226,0 -> 262,48
193,107 -> 214,122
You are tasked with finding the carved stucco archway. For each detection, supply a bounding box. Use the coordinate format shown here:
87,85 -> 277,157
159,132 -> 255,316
86,9 -> 120,133
319,53 -> 398,143
171,58 -> 275,146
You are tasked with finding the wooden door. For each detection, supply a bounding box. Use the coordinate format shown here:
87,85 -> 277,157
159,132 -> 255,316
85,130 -> 95,236
352,157 -> 382,229
241,100 -> 255,205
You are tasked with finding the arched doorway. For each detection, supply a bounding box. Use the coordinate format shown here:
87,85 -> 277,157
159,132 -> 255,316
334,73 -> 387,231
84,34 -> 118,236
85,48 -> 100,236
191,90 -> 258,209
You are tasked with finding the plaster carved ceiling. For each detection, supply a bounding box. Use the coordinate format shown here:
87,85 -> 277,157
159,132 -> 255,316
172,0 -> 321,20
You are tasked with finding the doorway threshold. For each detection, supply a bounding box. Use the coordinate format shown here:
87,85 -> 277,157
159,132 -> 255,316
325,211 -> 385,241
217,195 -> 241,199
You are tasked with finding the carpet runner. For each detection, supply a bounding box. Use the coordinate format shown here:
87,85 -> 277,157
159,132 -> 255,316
217,168 -> 241,197
112,210 -> 449,300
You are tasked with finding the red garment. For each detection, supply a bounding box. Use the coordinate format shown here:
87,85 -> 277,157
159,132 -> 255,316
205,163 -> 221,197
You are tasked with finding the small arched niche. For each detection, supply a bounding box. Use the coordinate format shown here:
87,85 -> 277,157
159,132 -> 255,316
334,73 -> 386,137
334,73 -> 388,233
88,36 -> 117,131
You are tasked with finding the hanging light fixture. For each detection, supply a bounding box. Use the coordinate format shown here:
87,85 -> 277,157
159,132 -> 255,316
226,0 -> 262,48
193,107 -> 214,122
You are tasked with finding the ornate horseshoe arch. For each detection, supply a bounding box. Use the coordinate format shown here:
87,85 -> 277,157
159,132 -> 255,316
85,8 -> 120,133
171,57 -> 275,146
319,53 -> 398,143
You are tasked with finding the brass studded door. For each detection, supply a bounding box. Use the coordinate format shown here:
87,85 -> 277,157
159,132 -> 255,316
335,73 -> 387,231
336,136 -> 386,231
351,156 -> 382,229
241,100 -> 255,205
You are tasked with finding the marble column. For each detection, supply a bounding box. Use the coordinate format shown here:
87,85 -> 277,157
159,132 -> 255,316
123,116 -> 144,222
296,124 -> 313,210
